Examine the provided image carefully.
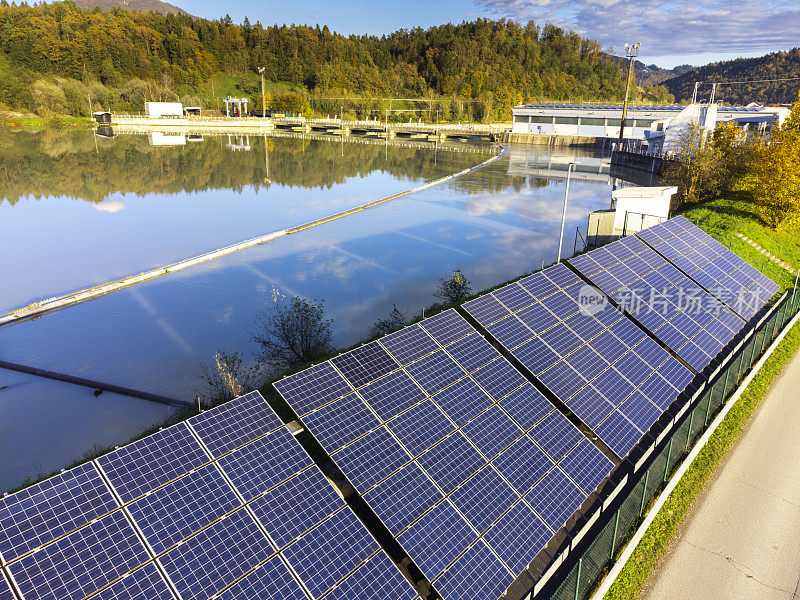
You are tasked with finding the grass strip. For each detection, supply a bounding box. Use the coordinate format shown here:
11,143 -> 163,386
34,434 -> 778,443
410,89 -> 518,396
604,312 -> 800,600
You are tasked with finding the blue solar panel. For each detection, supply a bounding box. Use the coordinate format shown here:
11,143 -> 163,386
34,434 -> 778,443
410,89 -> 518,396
302,392 -> 380,453
0,576 -> 13,600
324,551 -> 417,600
417,432 -> 484,494
618,391 -> 662,433
8,510 -> 150,600
500,383 -> 554,431
215,554 -> 307,600
189,391 -> 281,457
568,384 -> 616,428
388,400 -> 455,456
127,464 -> 240,554
595,411 -> 642,458
332,426 -> 410,492
274,361 -> 352,416
493,436 -> 554,494
462,405 -> 522,460
419,309 -> 473,346
282,510 -> 378,599
431,376 -> 493,427
445,332 -> 500,372
358,369 -> 426,421
519,270 -> 568,298
538,359 -> 588,400
405,350 -> 465,395
486,314 -> 535,349
397,501 -> 475,581
514,337 -> 560,375
433,540 -> 513,600
91,563 -> 174,600
463,294 -> 511,326
0,462 -> 118,564
363,463 -> 444,534
559,439 -> 614,494
471,357 -> 527,400
159,508 -> 273,600
492,282 -> 535,312
249,468 -> 344,548
529,412 -> 583,462
516,302 -> 560,334
525,468 -> 585,531
484,502 -> 553,574
218,428 -> 314,501
449,467 -> 517,532
331,341 -> 398,389
378,323 -> 438,365
97,423 -> 209,503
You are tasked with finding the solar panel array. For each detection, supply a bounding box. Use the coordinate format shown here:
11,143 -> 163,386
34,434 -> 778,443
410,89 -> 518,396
569,235 -> 748,372
275,309 -> 615,599
463,264 -> 694,459
636,216 -> 779,320
0,392 -> 417,600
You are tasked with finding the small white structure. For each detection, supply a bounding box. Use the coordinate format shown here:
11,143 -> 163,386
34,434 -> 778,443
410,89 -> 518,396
148,131 -> 186,146
223,97 -> 249,118
588,186 -> 676,245
144,102 -> 184,118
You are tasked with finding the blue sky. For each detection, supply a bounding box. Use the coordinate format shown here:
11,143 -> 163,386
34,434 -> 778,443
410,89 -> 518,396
175,0 -> 799,69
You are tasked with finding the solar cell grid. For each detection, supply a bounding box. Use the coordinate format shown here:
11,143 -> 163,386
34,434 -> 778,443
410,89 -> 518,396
273,362 -> 352,417
444,332 -> 500,373
567,385 -> 616,429
0,576 -> 13,600
388,400 -> 455,457
462,293 -> 512,326
431,376 -> 493,427
378,323 -> 439,366
486,314 -> 535,349
470,357 -> 527,400
499,383 -> 554,431
330,342 -> 398,389
529,412 -> 583,462
90,563 -> 175,600
449,466 -> 517,532
215,554 -> 307,600
538,360 -> 587,401
363,464 -> 443,534
127,463 -> 240,554
332,427 -> 411,493
301,392 -> 380,453
189,391 -> 281,458
396,500 -> 475,581
559,439 -> 614,494
517,271 -> 558,300
433,540 -> 513,600
418,309 -> 473,346
484,502 -> 553,575
492,282 -> 535,312
97,423 -> 209,504
249,468 -> 344,549
282,509 -> 378,599
324,551 -> 417,600
525,468 -> 585,531
218,428 -> 314,501
8,509 -> 150,600
0,461 -> 118,564
358,369 -> 426,421
158,508 -> 273,600
405,350 -> 465,395
416,432 -> 485,494
595,410 -> 642,458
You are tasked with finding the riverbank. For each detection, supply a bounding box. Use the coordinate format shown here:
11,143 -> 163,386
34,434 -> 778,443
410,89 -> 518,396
0,115 -> 96,130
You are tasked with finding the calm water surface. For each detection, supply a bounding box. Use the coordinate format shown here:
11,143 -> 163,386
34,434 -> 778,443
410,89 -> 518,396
0,129 -> 613,491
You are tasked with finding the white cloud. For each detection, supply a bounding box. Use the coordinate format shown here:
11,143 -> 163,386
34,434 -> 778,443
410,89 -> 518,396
94,199 -> 125,213
473,0 -> 800,58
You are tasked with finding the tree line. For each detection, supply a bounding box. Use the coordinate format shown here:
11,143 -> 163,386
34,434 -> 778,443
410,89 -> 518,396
0,1 -> 674,120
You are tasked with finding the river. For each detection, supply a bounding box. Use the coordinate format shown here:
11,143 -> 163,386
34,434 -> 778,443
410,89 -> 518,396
0,128 -> 614,491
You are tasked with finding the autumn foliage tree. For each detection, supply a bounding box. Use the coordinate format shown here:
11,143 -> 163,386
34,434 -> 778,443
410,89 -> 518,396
752,94 -> 800,230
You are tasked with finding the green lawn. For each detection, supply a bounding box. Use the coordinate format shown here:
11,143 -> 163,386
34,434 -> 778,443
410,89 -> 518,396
0,116 -> 96,130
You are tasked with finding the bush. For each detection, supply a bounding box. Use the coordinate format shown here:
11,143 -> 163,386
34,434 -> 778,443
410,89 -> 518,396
433,269 -> 473,304
46,115 -> 65,129
198,350 -> 264,407
368,305 -> 406,339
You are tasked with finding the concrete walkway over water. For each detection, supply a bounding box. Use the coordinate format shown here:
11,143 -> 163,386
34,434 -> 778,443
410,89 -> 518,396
644,347 -> 800,600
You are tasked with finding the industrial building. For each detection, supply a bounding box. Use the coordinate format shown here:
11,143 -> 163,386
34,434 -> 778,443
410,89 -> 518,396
511,102 -> 789,144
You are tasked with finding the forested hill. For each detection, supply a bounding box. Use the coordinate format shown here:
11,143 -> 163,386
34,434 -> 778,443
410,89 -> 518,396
0,1 -> 673,119
664,48 -> 800,105
73,0 -> 190,16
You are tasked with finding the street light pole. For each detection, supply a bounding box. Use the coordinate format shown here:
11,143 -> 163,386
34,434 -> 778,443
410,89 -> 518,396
557,162 -> 577,263
257,67 -> 265,118
618,42 -> 640,147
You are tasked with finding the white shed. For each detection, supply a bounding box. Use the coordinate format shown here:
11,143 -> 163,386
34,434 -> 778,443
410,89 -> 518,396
144,102 -> 184,118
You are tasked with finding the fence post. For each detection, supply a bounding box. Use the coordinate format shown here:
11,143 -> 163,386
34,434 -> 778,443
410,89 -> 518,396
663,438 -> 673,482
685,412 -> 694,448
610,509 -> 621,559
704,388 -> 713,426
639,470 -> 650,516
574,558 -> 583,600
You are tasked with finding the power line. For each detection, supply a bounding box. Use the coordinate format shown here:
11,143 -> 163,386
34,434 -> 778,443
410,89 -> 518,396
697,76 -> 800,86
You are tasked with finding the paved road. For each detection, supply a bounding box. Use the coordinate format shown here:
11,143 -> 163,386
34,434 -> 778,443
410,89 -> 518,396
644,347 -> 800,600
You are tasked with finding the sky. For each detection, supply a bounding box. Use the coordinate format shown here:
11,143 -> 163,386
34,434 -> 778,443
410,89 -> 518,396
175,0 -> 799,69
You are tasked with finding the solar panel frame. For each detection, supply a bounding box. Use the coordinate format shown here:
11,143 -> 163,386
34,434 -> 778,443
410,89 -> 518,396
323,550 -> 417,600
330,342 -> 399,389
89,562 -> 176,600
273,362 -> 352,417
432,540 -> 513,600
214,554 -> 308,600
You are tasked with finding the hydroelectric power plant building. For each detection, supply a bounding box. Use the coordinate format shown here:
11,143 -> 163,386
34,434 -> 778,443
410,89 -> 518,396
510,103 -> 790,149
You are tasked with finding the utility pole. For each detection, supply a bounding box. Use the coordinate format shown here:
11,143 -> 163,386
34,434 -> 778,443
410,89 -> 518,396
557,162 -> 577,263
257,67 -> 266,118
618,42 -> 640,147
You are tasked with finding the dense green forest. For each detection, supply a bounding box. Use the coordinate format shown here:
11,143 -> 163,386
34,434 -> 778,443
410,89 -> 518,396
0,1 -> 674,121
665,48 -> 800,105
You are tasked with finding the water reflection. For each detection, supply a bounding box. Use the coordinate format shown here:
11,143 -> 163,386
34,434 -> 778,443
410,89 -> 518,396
0,132 -> 613,491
